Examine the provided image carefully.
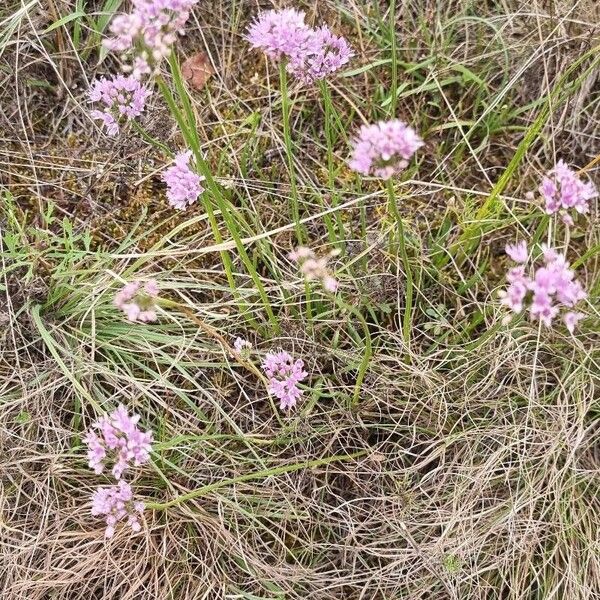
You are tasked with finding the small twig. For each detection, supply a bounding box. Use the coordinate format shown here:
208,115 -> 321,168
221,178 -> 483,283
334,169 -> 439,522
160,299 -> 268,385
578,153 -> 600,175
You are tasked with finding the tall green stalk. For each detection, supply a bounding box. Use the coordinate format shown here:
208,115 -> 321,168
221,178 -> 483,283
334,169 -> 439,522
336,294 -> 372,408
279,61 -> 303,242
389,0 -> 398,117
319,81 -> 345,247
387,180 -> 413,349
146,450 -> 367,510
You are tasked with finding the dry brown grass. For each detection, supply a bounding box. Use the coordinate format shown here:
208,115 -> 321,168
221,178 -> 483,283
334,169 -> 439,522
1,1 -> 599,598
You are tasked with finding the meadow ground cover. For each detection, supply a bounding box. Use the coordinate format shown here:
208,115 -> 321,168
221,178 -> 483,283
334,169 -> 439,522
0,1 -> 599,598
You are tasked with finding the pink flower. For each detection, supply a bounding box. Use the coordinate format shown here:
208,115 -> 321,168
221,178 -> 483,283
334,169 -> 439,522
288,25 -> 353,83
540,177 -> 558,211
349,120 -> 423,179
541,244 -> 559,263
90,111 -> 120,136
530,266 -> 557,295
233,337 -> 252,354
246,10 -> 352,84
288,246 -> 312,261
144,279 -> 159,297
322,275 -> 338,293
564,311 -> 584,334
505,241 -> 528,264
499,280 -> 528,313
162,151 -> 205,210
89,75 -> 151,135
105,0 -> 199,78
91,481 -> 145,538
538,160 -> 597,221
501,243 -> 586,331
289,246 -> 339,292
262,351 -> 308,410
85,431 -> 107,475
555,277 -> 586,307
561,213 -> 575,226
506,265 -> 527,284
246,9 -> 313,63
85,404 -> 153,479
529,291 -> 559,327
114,280 -> 159,322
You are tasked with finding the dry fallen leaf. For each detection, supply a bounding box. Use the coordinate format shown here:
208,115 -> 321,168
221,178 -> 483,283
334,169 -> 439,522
181,51 -> 215,91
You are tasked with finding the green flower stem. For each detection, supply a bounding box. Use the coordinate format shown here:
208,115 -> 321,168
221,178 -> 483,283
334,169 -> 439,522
130,120 -> 173,157
304,279 -> 314,326
333,293 -> 372,408
279,61 -> 303,243
389,0 -> 398,117
318,81 -> 345,246
387,179 -> 413,349
146,450 -> 367,510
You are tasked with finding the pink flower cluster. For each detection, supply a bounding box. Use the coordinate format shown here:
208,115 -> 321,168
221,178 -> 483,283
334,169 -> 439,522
262,351 -> 308,410
289,246 -> 339,292
500,242 -> 586,332
106,0 -> 199,79
85,404 -> 153,479
89,75 -> 151,136
114,280 -> 159,322
161,151 -> 205,209
349,120 -> 424,179
289,24 -> 354,84
538,160 -> 597,225
85,405 -> 152,538
246,9 -> 353,84
233,337 -> 252,354
91,480 -> 145,539
246,9 -> 310,62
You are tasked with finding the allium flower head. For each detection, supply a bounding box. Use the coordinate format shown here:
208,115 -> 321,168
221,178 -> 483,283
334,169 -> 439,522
505,240 -> 528,264
114,280 -> 160,322
246,9 -> 313,62
85,404 -> 153,479
564,311 -> 584,334
499,242 -> 587,332
289,246 -> 339,292
262,351 -> 308,410
106,0 -> 199,78
349,120 -> 424,179
538,160 -> 597,221
233,337 -> 252,355
288,25 -> 353,83
91,481 -> 145,538
246,10 -> 352,84
89,75 -> 151,136
162,151 -> 205,210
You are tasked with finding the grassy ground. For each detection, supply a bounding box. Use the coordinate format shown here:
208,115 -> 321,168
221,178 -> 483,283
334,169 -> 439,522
1,0 -> 599,598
